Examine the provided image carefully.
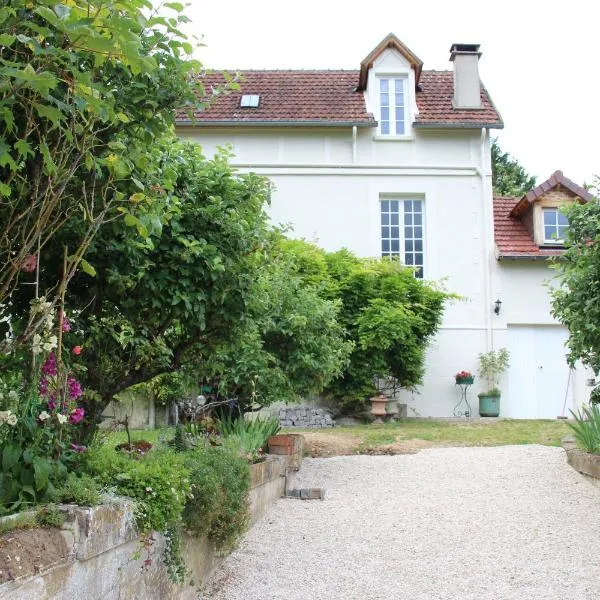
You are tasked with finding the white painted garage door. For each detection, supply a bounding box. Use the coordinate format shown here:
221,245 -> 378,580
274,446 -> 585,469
505,325 -> 574,419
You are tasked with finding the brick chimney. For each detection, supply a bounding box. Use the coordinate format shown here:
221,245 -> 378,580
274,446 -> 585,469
450,43 -> 482,109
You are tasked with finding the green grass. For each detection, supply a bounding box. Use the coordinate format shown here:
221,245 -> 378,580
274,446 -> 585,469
291,419 -> 573,452
100,427 -> 175,447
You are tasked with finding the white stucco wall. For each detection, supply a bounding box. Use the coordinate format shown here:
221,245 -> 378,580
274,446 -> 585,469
176,44 -> 580,418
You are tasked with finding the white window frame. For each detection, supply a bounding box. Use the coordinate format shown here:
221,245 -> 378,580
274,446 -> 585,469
380,198 -> 425,278
542,207 -> 568,244
378,77 -> 408,137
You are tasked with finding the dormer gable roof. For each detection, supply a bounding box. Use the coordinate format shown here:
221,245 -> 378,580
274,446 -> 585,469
510,170 -> 593,217
357,33 -> 423,91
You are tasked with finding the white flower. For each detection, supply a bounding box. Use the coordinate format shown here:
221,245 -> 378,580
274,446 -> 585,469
43,335 -> 58,352
145,487 -> 152,493
38,411 -> 50,422
0,410 -> 10,423
7,414 -> 17,426
8,390 -> 18,402
32,334 -> 43,355
56,413 -> 67,424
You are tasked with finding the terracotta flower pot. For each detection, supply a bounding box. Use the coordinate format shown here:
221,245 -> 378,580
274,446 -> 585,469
370,394 -> 388,421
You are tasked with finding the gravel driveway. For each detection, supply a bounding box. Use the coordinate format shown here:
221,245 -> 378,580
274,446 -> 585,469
206,446 -> 600,600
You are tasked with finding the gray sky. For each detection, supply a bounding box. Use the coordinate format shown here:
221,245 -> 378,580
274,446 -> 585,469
183,0 -> 599,186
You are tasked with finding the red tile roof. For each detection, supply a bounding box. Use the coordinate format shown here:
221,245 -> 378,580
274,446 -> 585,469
493,196 -> 564,259
414,71 -> 502,129
178,71 -> 376,126
177,70 -> 503,129
510,170 -> 594,217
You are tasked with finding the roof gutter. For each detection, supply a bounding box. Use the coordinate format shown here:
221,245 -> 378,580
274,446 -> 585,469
413,122 -> 504,130
497,254 -> 563,261
175,120 -> 377,128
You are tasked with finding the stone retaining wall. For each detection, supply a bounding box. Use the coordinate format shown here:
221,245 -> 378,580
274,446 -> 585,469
562,438 -> 600,488
277,406 -> 334,428
0,448 -> 303,600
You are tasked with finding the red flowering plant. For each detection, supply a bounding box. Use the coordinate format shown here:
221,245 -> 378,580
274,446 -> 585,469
455,370 -> 475,385
0,314 -> 88,514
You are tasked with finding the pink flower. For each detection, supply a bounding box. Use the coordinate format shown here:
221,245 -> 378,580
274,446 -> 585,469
69,407 -> 85,424
72,346 -> 82,355
41,352 -> 57,377
47,398 -> 57,411
70,443 -> 87,453
21,254 -> 37,273
67,377 -> 83,400
62,316 -> 71,332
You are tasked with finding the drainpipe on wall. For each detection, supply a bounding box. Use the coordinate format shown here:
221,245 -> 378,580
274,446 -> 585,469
352,126 -> 357,163
479,127 -> 493,351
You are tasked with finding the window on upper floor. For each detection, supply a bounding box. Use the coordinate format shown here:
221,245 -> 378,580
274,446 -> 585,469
380,198 -> 424,278
379,78 -> 407,136
542,208 -> 568,244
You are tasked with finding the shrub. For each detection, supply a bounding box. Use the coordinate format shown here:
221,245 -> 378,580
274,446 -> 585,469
54,472 -> 102,506
569,404 -> 600,454
36,504 -> 66,528
182,446 -> 250,552
85,444 -> 190,533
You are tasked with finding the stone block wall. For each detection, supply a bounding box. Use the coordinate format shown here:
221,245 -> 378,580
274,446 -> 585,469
0,447 -> 304,600
277,406 -> 334,428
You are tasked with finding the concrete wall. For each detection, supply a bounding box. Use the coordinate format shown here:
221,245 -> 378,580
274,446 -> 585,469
0,453 -> 299,600
101,391 -> 171,430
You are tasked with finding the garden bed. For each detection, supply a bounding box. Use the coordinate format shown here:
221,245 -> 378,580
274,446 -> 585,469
0,449 -> 302,600
562,437 -> 600,486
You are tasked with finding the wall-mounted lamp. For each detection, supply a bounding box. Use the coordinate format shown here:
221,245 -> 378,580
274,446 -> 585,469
494,299 -> 502,315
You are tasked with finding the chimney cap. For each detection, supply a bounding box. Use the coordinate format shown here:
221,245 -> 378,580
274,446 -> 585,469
450,43 -> 481,60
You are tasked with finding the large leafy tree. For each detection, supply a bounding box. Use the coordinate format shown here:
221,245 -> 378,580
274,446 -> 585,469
0,0 -> 205,354
202,238 -> 353,409
491,138 -> 536,197
37,142 -> 350,425
551,194 -> 600,374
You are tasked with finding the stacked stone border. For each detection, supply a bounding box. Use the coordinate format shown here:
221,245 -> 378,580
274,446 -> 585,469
562,437 -> 600,489
277,406 -> 334,428
0,438 -> 304,600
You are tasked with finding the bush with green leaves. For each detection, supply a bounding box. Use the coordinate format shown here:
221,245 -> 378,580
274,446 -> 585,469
317,249 -> 452,414
0,380 -> 88,515
182,446 -> 250,553
35,504 -> 66,528
551,191 -> 600,374
85,443 -> 190,533
569,404 -> 600,454
54,472 -> 102,506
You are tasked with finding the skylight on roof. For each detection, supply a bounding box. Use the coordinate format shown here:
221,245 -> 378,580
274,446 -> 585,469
240,94 -> 260,108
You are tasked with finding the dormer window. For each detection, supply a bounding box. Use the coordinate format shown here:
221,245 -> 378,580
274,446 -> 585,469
379,78 -> 406,136
543,208 -> 568,244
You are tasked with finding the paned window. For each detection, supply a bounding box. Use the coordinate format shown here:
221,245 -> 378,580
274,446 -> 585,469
380,199 -> 424,278
379,78 -> 406,136
543,208 -> 568,243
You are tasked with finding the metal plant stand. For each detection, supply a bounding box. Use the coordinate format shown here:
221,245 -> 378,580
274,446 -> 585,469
453,382 -> 473,418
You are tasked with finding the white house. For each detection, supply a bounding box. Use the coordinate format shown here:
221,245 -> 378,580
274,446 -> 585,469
176,34 -> 592,419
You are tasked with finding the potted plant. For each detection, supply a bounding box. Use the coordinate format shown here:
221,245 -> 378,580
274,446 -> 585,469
477,348 -> 510,417
455,370 -> 474,385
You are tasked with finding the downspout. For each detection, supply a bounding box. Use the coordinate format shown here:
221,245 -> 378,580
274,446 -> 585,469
352,125 -> 357,163
479,127 -> 493,351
